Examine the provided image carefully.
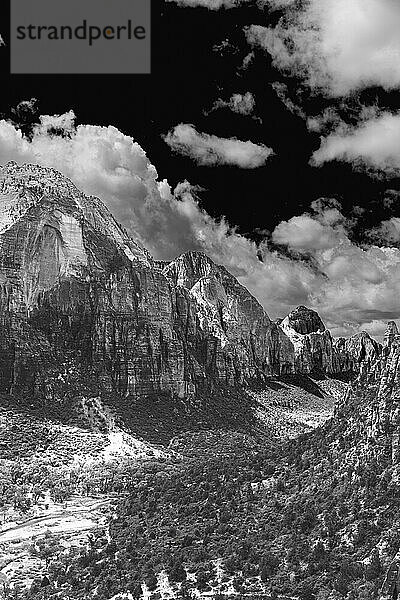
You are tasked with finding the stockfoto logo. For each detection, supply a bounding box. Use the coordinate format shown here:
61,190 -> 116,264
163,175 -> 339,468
16,20 -> 147,47
11,0 -> 151,74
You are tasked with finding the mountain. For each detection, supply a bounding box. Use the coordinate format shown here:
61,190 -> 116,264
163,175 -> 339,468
279,306 -> 382,376
0,161 -> 392,599
0,161 -> 381,410
0,161 -> 295,408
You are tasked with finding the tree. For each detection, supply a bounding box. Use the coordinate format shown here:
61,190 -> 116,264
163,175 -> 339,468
259,552 -> 280,581
144,569 -> 158,591
365,549 -> 382,581
30,531 -> 61,568
196,570 -> 211,591
296,578 -> 317,600
312,541 -> 327,565
169,560 -> 186,583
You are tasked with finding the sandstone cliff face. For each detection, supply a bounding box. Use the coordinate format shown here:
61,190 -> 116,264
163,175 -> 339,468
366,327 -> 400,454
163,252 -> 295,377
384,320 -> 399,350
0,162 -> 193,399
0,162 -> 384,405
0,162 -> 298,404
278,306 -> 382,375
279,306 -> 336,374
333,332 -> 382,373
334,321 -> 400,451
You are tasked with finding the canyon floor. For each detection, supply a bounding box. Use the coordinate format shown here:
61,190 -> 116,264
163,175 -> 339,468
0,375 -> 349,595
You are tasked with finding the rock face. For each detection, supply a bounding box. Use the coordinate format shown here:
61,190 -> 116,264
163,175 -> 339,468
279,306 -> 336,374
163,252 -> 295,377
333,332 -> 382,373
384,321 -> 399,350
278,306 -> 382,375
281,305 -> 325,335
0,162 -> 300,404
0,161 -> 386,405
333,320 -> 400,468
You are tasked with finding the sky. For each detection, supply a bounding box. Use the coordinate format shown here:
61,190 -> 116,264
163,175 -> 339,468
1,0 -> 400,338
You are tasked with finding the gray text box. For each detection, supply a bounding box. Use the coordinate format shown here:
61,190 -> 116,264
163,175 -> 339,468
11,0 -> 151,74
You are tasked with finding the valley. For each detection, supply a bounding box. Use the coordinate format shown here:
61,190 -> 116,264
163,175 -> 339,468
0,372 -> 344,595
0,162 -> 397,600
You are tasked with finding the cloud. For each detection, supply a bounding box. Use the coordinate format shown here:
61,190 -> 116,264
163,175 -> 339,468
163,124 -> 274,167
246,0 -> 400,97
2,110 -> 400,338
368,217 -> 400,246
307,107 -> 343,133
311,111 -> 400,175
210,92 -> 256,116
273,216 -> 340,252
271,82 -> 306,119
358,320 -> 389,341
269,201 -> 400,334
272,199 -> 347,252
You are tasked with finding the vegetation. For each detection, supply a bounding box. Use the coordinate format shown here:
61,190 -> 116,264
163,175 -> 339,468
18,411 -> 397,600
2,376 -> 397,599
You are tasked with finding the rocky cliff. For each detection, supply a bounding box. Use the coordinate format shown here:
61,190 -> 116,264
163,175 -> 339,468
279,306 -> 336,373
0,161 -> 382,406
333,331 -> 382,373
278,305 -> 381,375
0,161 -> 300,406
163,251 -> 295,377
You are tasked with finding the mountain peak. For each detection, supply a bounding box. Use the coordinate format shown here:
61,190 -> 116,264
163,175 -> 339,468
0,162 -> 151,308
163,251 -> 217,290
283,305 -> 326,335
0,161 -> 86,206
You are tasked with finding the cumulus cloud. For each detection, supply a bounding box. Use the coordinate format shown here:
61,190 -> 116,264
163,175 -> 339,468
272,199 -> 347,252
246,0 -> 400,97
270,204 -> 400,336
307,107 -> 344,133
163,124 -> 273,167
311,110 -> 400,175
273,216 -> 340,252
210,92 -> 256,117
2,110 -> 400,337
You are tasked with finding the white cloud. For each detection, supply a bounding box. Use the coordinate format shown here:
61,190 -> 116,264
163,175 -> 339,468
272,199 -> 347,252
311,111 -> 400,175
2,111 -> 400,338
358,319 -> 390,341
273,216 -> 340,252
270,204 -> 400,334
307,107 -> 343,133
211,92 -> 256,116
246,0 -> 400,97
163,124 -> 273,168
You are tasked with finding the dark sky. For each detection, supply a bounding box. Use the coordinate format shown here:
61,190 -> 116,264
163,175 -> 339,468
1,0 -> 399,240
